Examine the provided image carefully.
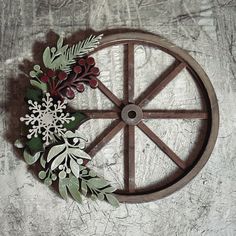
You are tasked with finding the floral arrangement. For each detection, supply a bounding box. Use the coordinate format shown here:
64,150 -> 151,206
14,34 -> 119,207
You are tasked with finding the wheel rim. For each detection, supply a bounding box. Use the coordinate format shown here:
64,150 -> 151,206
80,32 -> 219,203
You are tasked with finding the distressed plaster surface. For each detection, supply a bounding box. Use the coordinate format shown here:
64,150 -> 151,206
0,0 -> 236,235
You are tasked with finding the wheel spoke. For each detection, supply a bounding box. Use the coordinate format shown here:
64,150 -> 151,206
137,121 -> 186,170
124,125 -> 135,192
80,110 -> 120,119
124,43 -> 135,104
97,79 -> 123,108
84,120 -> 125,164
143,110 -> 208,119
135,62 -> 186,107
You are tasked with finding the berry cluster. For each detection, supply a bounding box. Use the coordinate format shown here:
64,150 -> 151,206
38,56 -> 100,100
61,57 -> 100,99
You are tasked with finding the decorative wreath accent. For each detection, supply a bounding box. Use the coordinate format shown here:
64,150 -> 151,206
14,34 -> 119,207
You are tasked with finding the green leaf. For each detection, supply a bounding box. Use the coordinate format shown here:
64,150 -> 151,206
69,148 -> 91,160
81,180 -> 87,196
63,112 -> 87,130
44,177 -> 52,186
89,170 -> 96,177
91,194 -> 97,201
25,88 -> 42,102
97,193 -> 104,201
59,178 -> 68,200
105,194 -> 119,207
23,149 -> 41,165
70,158 -> 80,178
47,144 -> 66,162
14,139 -> 25,149
68,177 -> 82,203
40,154 -> 46,168
51,150 -> 67,170
69,174 -> 79,186
43,47 -> 52,68
57,36 -> 64,49
38,170 -> 46,179
102,186 -> 116,193
26,136 -> 43,153
30,80 -> 47,92
33,65 -> 41,71
87,177 -> 109,189
29,71 -> 37,78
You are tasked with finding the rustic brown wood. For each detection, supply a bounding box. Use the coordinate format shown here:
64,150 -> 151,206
135,62 -> 186,107
137,121 -> 187,170
124,125 -> 135,192
86,31 -> 219,203
124,43 -> 135,104
81,110 -> 120,119
143,110 -> 208,119
84,120 -> 126,164
97,79 -> 123,108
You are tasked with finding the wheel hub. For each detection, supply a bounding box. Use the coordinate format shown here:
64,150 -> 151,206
121,104 -> 143,125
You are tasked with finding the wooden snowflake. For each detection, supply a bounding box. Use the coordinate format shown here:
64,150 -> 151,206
20,93 -> 75,145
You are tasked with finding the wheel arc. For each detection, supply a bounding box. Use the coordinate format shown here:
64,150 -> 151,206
89,31 -> 219,203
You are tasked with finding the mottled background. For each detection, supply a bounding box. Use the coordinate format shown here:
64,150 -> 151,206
0,0 -> 235,235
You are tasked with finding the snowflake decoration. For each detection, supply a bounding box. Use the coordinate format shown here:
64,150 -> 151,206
20,93 -> 75,145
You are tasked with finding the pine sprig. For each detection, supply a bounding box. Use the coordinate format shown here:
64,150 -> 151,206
43,34 -> 103,73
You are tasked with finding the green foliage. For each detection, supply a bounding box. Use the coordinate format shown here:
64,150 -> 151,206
25,88 -> 42,102
58,174 -> 82,203
42,34 -> 103,73
26,136 -> 44,153
14,138 -> 25,149
23,149 -> 41,165
79,166 -> 119,207
30,80 -> 47,92
105,193 -> 119,207
63,112 -> 87,130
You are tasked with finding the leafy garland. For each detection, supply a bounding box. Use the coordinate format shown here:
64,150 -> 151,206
15,34 -> 119,207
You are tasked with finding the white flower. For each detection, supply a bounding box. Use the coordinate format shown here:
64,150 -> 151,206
20,93 -> 75,145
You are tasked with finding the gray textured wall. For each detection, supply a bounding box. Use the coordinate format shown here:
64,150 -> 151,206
0,0 -> 236,235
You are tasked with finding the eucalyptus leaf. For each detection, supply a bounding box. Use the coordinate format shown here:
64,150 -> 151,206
30,80 -> 47,92
23,149 -> 41,165
43,47 -> 52,68
102,186 -> 116,193
68,148 -> 91,160
87,178 -> 109,189
59,178 -> 68,200
44,177 -> 52,186
70,158 -> 80,178
69,174 -> 80,188
51,150 -> 67,170
105,194 -> 119,207
38,171 -> 46,179
81,180 -> 87,196
90,194 -> 97,201
97,193 -> 104,201
40,154 -> 46,168
68,181 -> 82,203
47,144 -> 66,162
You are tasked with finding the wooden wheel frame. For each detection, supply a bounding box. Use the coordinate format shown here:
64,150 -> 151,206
81,32 -> 219,203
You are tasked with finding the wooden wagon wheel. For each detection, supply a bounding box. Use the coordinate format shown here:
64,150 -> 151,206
82,32 -> 219,203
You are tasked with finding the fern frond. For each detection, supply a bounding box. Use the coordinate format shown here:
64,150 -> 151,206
44,34 -> 103,73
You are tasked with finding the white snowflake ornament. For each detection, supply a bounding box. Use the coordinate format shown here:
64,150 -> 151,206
20,93 -> 75,145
